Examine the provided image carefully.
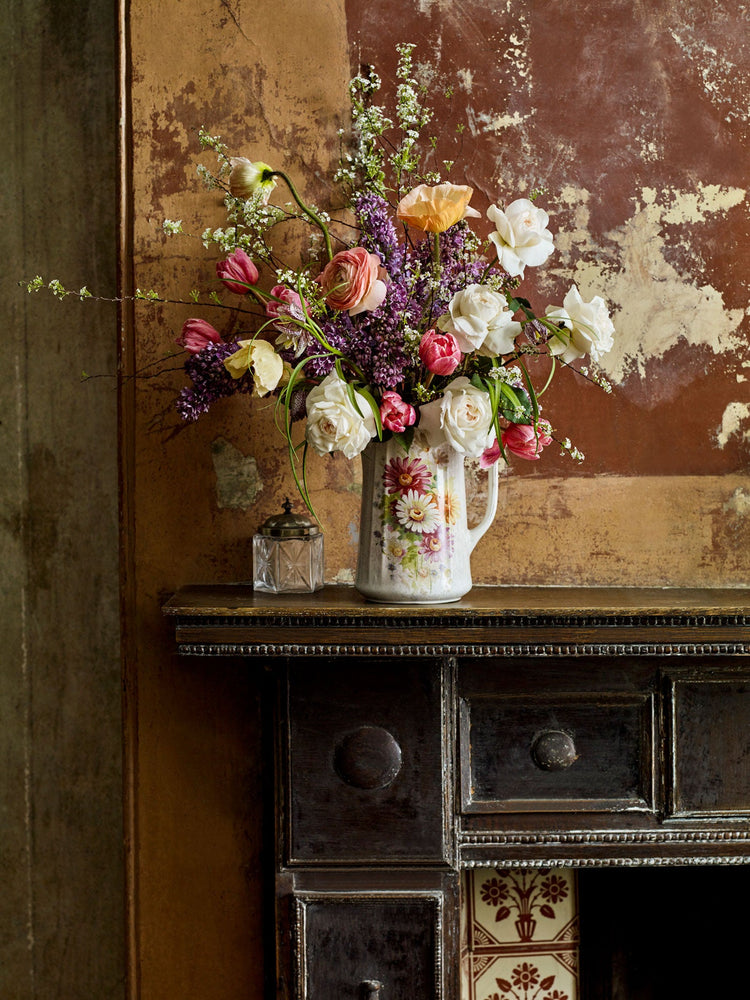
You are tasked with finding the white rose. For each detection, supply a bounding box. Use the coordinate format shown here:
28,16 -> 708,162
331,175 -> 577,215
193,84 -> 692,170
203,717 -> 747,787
546,284 -> 615,364
305,372 -> 377,459
437,284 -> 522,355
487,198 -> 555,278
418,376 -> 496,457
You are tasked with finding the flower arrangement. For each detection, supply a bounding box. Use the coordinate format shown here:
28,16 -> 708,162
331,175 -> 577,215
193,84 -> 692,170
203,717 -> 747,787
24,43 -> 615,520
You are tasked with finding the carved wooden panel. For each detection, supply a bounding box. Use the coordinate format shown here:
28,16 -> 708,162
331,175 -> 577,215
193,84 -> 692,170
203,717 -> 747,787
459,659 -> 656,814
668,668 -> 750,816
294,891 -> 444,1000
284,657 -> 450,864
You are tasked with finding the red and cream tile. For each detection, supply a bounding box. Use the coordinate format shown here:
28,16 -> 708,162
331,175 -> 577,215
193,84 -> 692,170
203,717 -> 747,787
462,869 -> 579,1000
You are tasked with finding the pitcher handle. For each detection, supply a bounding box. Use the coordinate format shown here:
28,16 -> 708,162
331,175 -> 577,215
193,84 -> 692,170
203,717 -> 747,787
467,458 -> 499,553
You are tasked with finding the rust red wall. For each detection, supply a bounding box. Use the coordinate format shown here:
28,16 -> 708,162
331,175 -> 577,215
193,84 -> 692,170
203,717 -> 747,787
124,2 -> 749,996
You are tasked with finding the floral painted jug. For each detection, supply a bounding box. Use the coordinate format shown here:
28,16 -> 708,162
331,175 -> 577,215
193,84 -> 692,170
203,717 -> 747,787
356,434 -> 499,604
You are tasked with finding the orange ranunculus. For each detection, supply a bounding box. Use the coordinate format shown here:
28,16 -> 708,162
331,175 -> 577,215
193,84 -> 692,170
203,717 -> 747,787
396,182 -> 481,233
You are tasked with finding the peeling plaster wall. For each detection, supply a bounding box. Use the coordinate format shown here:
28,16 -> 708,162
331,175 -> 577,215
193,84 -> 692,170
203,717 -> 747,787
128,0 -> 750,598
124,1 -> 750,996
126,0 -> 750,586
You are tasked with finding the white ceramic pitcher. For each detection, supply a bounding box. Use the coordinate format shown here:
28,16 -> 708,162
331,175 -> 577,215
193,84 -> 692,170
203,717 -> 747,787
355,434 -> 499,604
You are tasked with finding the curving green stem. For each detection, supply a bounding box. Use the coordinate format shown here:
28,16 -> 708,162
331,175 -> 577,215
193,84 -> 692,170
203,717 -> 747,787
270,170 -> 334,262
432,231 -> 441,276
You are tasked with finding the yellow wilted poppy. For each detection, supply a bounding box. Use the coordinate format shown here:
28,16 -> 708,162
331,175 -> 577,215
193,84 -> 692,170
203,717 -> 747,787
224,338 -> 284,396
396,182 -> 481,233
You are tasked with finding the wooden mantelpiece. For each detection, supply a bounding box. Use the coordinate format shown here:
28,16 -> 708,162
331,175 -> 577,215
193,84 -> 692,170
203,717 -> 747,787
164,584 -> 750,656
164,586 -> 750,1000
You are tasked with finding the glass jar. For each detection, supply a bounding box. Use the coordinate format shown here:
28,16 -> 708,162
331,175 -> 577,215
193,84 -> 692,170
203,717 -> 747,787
252,499 -> 324,594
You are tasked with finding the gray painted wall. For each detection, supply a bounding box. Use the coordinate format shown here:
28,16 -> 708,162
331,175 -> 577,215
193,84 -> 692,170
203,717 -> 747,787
1,1 -> 124,997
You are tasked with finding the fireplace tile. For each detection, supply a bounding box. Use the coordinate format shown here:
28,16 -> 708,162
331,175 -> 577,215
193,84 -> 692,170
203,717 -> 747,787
462,868 -> 579,1000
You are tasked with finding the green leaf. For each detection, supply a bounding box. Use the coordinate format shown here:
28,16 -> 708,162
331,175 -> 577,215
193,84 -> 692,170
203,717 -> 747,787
355,384 -> 384,439
392,426 -> 415,454
498,382 -> 532,422
518,360 -> 539,423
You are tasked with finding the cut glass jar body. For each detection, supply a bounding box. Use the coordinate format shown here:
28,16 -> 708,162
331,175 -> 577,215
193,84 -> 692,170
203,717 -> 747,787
253,532 -> 324,593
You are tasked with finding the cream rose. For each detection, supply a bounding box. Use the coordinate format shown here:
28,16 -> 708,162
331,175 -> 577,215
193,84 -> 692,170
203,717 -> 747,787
223,338 -> 284,397
437,284 -> 522,355
487,198 -> 555,278
418,376 -> 496,457
546,284 -> 615,364
305,372 -> 377,459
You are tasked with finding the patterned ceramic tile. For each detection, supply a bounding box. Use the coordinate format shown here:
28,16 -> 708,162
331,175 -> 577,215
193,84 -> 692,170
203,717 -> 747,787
462,869 -> 579,1000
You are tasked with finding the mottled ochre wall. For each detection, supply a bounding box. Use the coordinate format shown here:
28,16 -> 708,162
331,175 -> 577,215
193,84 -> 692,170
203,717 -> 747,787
124,1 -> 749,997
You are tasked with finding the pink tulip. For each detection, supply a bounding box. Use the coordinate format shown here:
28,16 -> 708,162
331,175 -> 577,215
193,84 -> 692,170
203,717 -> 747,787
479,440 -> 502,468
380,391 -> 417,434
501,421 -> 553,460
216,248 -> 259,294
318,247 -> 387,316
418,329 -> 462,375
176,318 -> 222,354
266,285 -> 307,322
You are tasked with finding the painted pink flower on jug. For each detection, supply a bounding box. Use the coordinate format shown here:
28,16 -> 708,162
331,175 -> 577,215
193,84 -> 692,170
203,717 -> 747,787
383,456 -> 432,495
419,533 -> 446,561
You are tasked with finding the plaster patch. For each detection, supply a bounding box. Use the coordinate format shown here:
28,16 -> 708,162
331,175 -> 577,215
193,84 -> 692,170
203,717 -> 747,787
670,29 -> 749,126
552,184 -> 748,384
633,107 -> 664,165
724,488 -> 750,517
457,68 -> 473,93
211,437 -> 263,508
716,402 -> 750,449
478,109 -> 532,133
660,183 -> 746,225
331,567 -> 354,584
502,17 -> 531,84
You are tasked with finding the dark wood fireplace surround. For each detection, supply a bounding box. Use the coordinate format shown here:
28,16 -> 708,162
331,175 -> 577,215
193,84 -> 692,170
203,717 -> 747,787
164,586 -> 750,999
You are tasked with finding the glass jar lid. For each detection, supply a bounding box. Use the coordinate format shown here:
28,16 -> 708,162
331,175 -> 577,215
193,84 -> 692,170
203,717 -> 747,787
258,498 -> 320,537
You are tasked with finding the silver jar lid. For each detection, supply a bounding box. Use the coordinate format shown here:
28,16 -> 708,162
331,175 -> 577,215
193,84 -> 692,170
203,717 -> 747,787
258,498 -> 320,538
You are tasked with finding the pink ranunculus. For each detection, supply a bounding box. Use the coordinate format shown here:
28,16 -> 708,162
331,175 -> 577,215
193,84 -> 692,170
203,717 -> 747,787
176,318 -> 222,354
265,284 -> 306,322
380,391 -> 417,434
501,421 -> 553,460
317,247 -> 387,316
216,248 -> 259,294
418,328 -> 462,375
